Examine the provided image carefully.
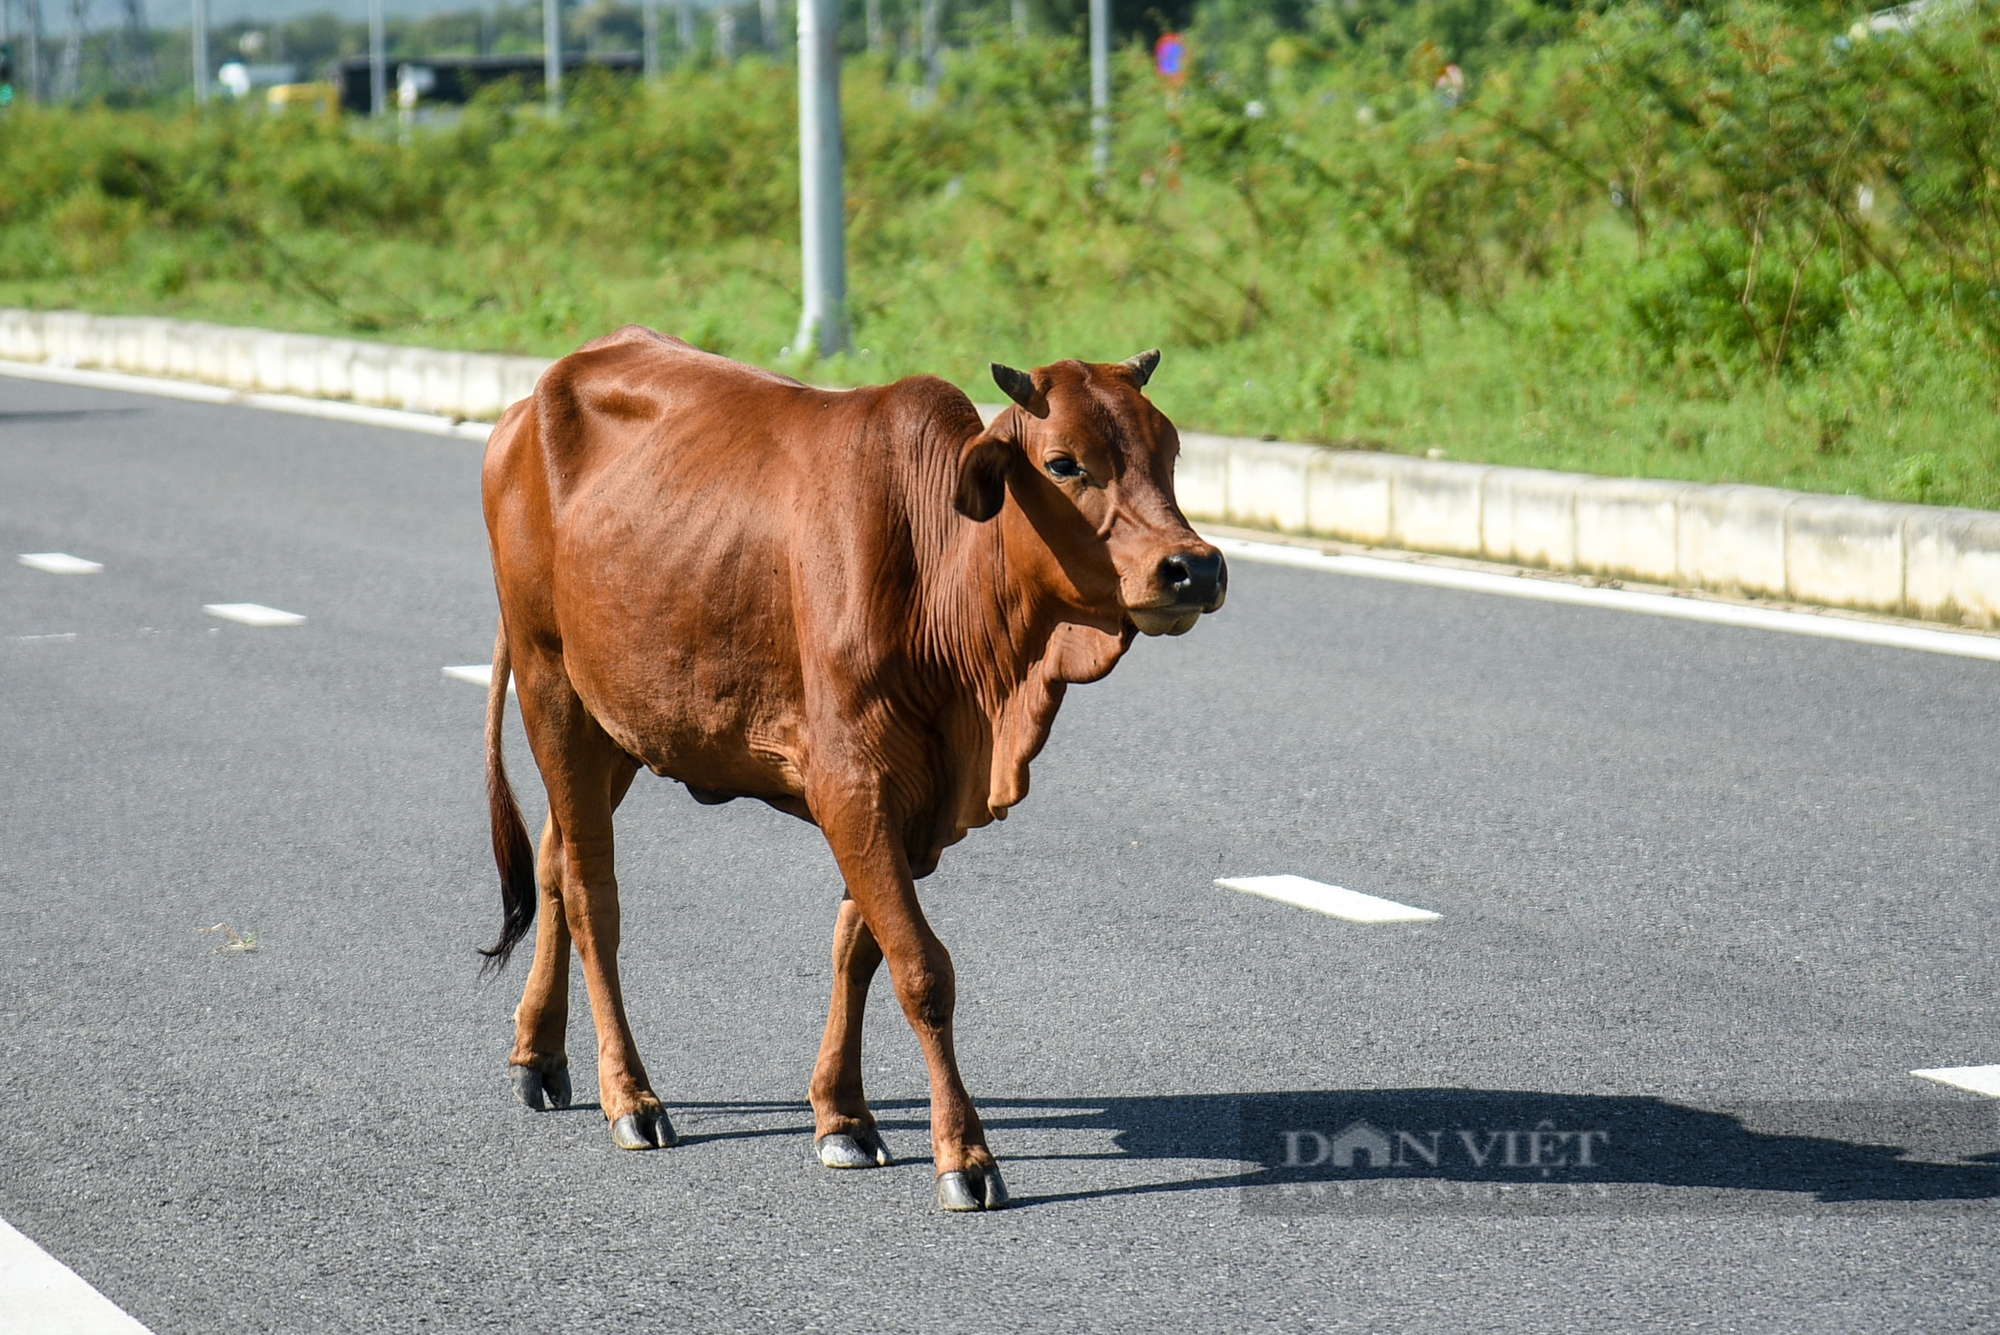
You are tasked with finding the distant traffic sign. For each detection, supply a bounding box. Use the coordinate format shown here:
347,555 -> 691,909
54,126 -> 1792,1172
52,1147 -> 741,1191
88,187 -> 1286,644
1155,32 -> 1187,85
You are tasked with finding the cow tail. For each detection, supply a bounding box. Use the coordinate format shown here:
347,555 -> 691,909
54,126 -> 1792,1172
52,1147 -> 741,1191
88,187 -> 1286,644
478,620 -> 538,975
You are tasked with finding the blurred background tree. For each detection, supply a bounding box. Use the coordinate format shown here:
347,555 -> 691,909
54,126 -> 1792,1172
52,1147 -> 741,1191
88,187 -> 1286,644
3,0 -> 1998,505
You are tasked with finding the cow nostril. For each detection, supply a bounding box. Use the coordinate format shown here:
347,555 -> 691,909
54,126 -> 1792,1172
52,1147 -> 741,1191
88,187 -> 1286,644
1158,549 -> 1224,607
1159,550 -> 1226,605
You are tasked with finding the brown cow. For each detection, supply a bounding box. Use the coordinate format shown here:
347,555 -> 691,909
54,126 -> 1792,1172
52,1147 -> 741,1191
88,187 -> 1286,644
479,326 -> 1224,1211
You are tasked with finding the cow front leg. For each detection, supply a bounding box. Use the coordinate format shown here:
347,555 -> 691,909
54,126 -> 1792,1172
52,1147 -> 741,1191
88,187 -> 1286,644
821,808 -> 1004,1211
809,896 -> 892,1169
508,815 -> 574,1111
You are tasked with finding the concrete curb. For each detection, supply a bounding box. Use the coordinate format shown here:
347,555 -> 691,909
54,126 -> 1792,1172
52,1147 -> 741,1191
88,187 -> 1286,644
6,306 -> 1997,628
1175,432 -> 2000,628
0,308 -> 548,424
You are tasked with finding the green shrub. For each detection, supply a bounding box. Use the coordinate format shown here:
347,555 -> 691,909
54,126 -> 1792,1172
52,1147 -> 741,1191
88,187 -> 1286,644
4,0 -> 2000,506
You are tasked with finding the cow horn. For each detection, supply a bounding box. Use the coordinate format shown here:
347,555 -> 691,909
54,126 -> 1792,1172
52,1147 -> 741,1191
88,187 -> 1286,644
991,362 -> 1038,411
1121,349 -> 1161,387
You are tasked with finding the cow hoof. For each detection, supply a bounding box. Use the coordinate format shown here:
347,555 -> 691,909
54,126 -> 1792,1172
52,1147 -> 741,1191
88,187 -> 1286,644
937,1165 -> 1007,1212
510,1064 -> 571,1112
816,1129 -> 892,1170
611,1109 -> 678,1151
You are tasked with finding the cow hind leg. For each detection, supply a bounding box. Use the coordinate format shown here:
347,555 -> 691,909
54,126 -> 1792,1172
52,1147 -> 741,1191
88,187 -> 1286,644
809,896 -> 893,1169
561,753 -> 668,1148
508,749 -> 643,1113
514,661 -> 671,1149
508,814 -> 574,1109
559,825 -> 670,1144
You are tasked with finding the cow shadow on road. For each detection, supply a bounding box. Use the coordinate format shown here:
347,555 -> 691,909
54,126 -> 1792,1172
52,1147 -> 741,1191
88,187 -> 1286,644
832,1089 -> 1997,1213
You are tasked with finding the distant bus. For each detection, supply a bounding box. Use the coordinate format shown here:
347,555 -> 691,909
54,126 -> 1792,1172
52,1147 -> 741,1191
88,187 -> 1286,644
335,52 -> 642,113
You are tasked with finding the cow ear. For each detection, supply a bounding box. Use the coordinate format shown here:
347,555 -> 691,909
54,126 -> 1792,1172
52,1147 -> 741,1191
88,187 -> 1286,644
990,362 -> 1047,417
954,426 -> 1016,522
1121,349 -> 1161,387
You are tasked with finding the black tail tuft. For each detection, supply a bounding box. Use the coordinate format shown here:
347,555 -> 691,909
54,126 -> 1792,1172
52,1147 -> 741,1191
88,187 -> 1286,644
478,623 -> 537,976
478,759 -> 538,975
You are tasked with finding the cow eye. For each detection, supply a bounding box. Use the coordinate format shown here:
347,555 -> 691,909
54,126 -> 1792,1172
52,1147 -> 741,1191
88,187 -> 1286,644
1045,456 -> 1083,480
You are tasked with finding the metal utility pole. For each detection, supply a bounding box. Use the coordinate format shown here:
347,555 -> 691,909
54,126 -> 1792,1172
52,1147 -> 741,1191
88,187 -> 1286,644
714,5 -> 732,61
793,0 -> 847,357
1011,0 -> 1025,43
117,0 -> 153,89
542,0 -> 560,113
26,0 -> 43,100
189,0 -> 207,103
1089,0 -> 1108,177
863,0 -> 880,54
919,0 -> 937,101
759,0 -> 777,53
641,0 -> 657,79
54,0 -> 77,100
367,0 -> 385,115
675,0 -> 692,60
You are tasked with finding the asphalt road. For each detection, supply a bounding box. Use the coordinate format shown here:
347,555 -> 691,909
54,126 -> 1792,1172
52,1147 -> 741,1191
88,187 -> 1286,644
2,373 -> 1996,1333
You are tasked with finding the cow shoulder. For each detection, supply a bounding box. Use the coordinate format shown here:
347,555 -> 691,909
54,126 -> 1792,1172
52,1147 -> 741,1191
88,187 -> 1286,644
879,374 -> 986,462
790,373 -> 984,638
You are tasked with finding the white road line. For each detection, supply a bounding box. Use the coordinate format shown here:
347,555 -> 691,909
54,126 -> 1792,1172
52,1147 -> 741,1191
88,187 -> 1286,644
202,602 -> 306,627
443,663 -> 514,693
0,1215 -> 155,1335
0,359 -> 495,441
18,552 -> 104,574
1208,534 -> 2000,663
1219,874 -> 1441,923
13,632 -> 78,643
16,350 -> 1996,663
1912,1065 -> 2000,1098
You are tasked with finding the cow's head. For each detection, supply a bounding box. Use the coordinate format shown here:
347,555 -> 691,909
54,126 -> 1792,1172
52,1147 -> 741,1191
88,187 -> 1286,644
955,351 -> 1227,636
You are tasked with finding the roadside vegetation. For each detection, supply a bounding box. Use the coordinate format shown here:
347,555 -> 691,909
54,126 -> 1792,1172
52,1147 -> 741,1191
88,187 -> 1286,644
4,0 -> 2000,506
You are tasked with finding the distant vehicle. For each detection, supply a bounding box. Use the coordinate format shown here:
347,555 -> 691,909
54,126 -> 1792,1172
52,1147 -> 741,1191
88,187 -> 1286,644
218,61 -> 299,98
334,52 -> 641,114
266,82 -> 340,119
1853,0 -> 1965,37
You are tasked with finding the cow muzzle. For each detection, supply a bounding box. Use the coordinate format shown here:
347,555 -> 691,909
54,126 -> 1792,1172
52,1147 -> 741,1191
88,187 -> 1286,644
1128,547 -> 1228,636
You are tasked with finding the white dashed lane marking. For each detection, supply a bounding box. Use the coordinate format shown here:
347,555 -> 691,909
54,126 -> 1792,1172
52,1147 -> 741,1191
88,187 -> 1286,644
18,552 -> 104,574
1219,874 -> 1441,923
1912,1065 -> 2000,1098
202,603 -> 306,627
0,1215 -> 155,1334
444,664 -> 515,693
